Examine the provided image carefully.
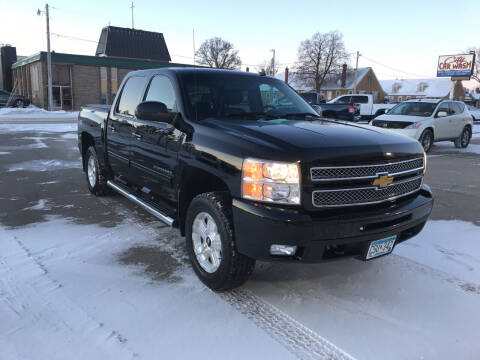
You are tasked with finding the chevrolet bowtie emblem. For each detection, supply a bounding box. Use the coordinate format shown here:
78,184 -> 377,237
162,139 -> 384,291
372,174 -> 393,189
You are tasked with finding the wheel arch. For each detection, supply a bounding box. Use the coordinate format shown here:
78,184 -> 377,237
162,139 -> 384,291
178,166 -> 230,236
81,132 -> 95,171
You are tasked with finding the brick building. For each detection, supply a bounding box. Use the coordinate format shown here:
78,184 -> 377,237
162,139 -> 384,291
11,26 -> 189,110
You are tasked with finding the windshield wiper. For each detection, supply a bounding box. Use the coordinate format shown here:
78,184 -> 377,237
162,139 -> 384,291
223,112 -> 278,120
274,112 -> 320,120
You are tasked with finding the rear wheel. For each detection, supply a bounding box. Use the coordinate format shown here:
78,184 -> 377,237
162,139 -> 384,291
454,127 -> 471,148
85,146 -> 109,195
186,192 -> 255,291
419,129 -> 433,153
14,99 -> 24,108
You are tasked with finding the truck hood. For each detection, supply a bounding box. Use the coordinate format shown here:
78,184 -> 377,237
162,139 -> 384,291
200,118 -> 423,164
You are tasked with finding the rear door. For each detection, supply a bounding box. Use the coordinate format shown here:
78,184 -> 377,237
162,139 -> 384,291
106,75 -> 147,182
129,75 -> 181,204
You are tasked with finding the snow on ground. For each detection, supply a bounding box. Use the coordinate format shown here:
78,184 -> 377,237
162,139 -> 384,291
0,218 -> 300,360
0,105 -> 78,119
1,215 -> 480,360
8,160 -> 82,172
0,123 -> 76,133
396,220 -> 480,284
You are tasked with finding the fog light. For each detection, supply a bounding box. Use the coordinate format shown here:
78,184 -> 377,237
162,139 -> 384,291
270,244 -> 297,256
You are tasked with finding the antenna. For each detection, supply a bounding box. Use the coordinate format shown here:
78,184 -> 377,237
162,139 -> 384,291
130,1 -> 134,29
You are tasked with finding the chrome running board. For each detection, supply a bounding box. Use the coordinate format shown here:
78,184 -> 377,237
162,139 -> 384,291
107,180 -> 174,226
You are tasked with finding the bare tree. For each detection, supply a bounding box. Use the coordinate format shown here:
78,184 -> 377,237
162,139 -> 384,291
195,37 -> 242,70
295,31 -> 349,91
466,47 -> 480,82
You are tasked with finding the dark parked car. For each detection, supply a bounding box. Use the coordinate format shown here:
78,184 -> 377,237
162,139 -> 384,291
78,68 -> 433,291
0,89 -> 30,108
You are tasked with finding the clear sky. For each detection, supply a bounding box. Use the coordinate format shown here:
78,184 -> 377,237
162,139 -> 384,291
1,0 -> 479,85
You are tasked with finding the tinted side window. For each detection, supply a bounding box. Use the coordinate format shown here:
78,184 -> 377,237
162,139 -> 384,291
145,76 -> 177,111
352,95 -> 369,103
117,76 -> 146,116
336,96 -> 351,104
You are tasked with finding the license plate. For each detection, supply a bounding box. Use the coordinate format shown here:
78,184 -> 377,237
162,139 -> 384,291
366,235 -> 396,260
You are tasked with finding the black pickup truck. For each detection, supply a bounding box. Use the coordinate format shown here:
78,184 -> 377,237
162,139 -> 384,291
78,68 -> 433,291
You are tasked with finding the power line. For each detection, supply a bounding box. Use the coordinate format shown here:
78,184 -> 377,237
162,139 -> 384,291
361,54 -> 433,79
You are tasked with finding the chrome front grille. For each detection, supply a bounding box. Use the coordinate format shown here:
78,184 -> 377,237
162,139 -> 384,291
311,157 -> 424,181
312,176 -> 423,207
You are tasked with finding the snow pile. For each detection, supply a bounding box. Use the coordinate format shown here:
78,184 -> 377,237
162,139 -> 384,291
0,105 -> 78,119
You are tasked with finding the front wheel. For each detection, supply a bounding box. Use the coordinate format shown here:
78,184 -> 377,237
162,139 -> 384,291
419,129 -> 433,153
454,127 -> 471,148
186,192 -> 255,291
14,99 -> 25,108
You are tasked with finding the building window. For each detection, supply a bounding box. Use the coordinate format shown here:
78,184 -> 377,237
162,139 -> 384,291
398,96 -> 403,101
111,67 -> 118,100
100,67 -> 108,104
335,90 -> 340,96
327,91 -> 332,100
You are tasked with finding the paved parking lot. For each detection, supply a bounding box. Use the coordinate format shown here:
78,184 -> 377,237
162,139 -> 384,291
1,122 -> 479,360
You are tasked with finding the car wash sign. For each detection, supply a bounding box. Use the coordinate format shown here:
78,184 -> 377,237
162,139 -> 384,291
437,54 -> 475,77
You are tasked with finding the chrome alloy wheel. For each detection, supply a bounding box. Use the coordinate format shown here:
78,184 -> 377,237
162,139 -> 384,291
87,156 -> 97,188
192,212 -> 222,273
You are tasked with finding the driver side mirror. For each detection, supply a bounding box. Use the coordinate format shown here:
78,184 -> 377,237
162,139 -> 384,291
135,101 -> 176,123
436,111 -> 448,118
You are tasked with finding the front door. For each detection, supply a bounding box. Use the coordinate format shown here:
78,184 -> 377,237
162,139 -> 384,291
129,75 -> 182,204
106,75 -> 147,181
61,87 -> 72,110
434,102 -> 452,140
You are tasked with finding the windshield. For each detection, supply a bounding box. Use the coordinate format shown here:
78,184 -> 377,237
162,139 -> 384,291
388,102 -> 438,117
179,72 -> 318,121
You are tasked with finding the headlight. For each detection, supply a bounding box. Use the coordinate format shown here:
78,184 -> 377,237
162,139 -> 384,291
423,152 -> 427,174
242,158 -> 300,204
405,122 -> 422,129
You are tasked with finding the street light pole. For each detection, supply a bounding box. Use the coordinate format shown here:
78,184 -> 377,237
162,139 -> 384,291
45,3 -> 53,110
353,51 -> 360,94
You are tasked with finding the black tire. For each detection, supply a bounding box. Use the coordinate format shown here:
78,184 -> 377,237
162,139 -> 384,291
15,99 -> 25,108
186,192 -> 255,291
419,129 -> 433,153
454,127 -> 471,148
85,146 -> 109,196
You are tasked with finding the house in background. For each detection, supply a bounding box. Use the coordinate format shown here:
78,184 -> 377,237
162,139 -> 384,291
277,65 -> 387,103
379,78 -> 465,102
11,26 -> 190,110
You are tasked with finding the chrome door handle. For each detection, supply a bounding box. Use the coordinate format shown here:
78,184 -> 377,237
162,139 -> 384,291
132,132 -> 143,139
108,125 -> 116,132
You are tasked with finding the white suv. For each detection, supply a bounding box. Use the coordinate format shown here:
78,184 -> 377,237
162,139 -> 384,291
370,99 -> 473,152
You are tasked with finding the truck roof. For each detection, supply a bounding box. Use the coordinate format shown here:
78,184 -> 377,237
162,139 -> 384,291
127,67 -> 270,78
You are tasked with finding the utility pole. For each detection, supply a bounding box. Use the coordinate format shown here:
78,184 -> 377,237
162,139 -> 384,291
45,4 -> 53,110
130,1 -> 134,29
270,49 -> 275,76
353,51 -> 360,94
